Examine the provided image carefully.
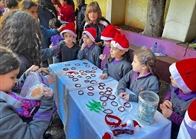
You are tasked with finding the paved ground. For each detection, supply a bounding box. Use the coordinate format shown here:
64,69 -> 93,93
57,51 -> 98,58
46,112 -> 66,139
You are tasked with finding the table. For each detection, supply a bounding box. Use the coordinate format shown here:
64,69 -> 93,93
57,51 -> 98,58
49,60 -> 113,128
49,59 -> 171,139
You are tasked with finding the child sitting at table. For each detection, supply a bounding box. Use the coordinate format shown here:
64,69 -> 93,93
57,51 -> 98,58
99,25 -> 121,70
160,58 -> 196,139
0,46 -> 54,138
177,99 -> 196,139
57,22 -> 80,62
77,27 -> 101,67
117,48 -> 159,102
100,33 -> 132,81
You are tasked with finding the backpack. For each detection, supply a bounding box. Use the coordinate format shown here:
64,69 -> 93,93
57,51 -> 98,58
9,93 -> 41,118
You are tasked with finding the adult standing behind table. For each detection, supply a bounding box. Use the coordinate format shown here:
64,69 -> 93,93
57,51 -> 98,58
75,0 -> 87,42
38,0 -> 57,29
81,1 -> 110,52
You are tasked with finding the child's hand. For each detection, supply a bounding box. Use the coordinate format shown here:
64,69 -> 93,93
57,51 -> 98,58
119,92 -> 130,101
162,100 -> 173,110
26,65 -> 39,73
81,43 -> 86,50
99,73 -> 108,79
160,104 -> 173,118
57,24 -> 66,32
38,68 -> 50,75
99,54 -> 106,60
43,88 -> 54,97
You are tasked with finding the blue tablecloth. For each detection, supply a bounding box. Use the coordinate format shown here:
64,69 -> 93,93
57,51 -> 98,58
49,59 -> 171,139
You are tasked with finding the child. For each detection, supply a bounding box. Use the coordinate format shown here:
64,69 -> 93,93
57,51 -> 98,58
49,18 -> 64,63
117,48 -> 159,102
0,0 -> 5,14
4,0 -> 18,13
100,33 -> 132,81
57,22 -> 80,62
77,27 -> 101,67
99,25 -> 121,69
49,18 -> 64,47
160,58 -> 196,139
177,99 -> 196,139
0,46 -> 54,138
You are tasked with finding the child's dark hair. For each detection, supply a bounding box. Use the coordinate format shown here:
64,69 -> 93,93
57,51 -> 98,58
134,48 -> 158,76
21,0 -> 37,10
0,10 -> 41,66
5,0 -> 18,9
49,18 -> 62,29
0,46 -> 20,75
107,49 -> 131,64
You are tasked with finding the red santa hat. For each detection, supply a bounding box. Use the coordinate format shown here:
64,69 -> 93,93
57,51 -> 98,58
83,27 -> 96,42
101,25 -> 120,41
111,33 -> 130,51
60,22 -> 77,38
185,99 -> 196,129
169,58 -> 196,93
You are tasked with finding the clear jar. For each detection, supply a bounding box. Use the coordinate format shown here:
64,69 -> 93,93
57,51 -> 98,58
138,90 -> 159,125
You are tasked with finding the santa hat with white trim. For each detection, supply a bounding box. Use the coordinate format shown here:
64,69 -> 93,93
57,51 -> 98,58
101,25 -> 120,41
83,28 -> 96,42
185,99 -> 196,130
169,58 -> 196,93
60,22 -> 77,38
111,33 -> 130,51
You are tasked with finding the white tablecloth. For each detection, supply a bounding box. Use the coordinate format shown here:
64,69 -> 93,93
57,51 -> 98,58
49,59 -> 171,139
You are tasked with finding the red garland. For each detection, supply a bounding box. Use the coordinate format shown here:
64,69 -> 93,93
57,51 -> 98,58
105,114 -> 122,127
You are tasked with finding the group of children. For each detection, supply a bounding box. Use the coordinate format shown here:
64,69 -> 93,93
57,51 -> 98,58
0,1 -> 195,139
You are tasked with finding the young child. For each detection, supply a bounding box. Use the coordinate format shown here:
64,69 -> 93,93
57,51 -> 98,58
117,48 -> 159,102
0,0 -> 5,14
99,25 -> 121,69
177,99 -> 196,139
0,46 -> 54,138
160,58 -> 196,139
57,22 -> 80,62
100,33 -> 132,81
77,27 -> 101,67
49,18 -> 64,47
49,18 -> 64,63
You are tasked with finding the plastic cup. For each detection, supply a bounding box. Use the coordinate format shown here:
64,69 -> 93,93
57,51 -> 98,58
138,90 -> 159,125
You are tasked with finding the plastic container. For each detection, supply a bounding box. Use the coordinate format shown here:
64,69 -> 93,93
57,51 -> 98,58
153,42 -> 158,53
138,90 -> 159,125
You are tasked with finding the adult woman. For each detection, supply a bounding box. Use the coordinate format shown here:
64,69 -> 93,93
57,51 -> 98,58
38,0 -> 56,28
75,0 -> 86,41
82,1 -> 110,51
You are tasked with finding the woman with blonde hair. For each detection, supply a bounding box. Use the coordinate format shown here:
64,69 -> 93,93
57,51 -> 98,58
81,1 -> 110,52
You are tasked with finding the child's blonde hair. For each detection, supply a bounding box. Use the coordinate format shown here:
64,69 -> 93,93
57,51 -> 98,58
85,1 -> 102,23
134,48 -> 157,75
